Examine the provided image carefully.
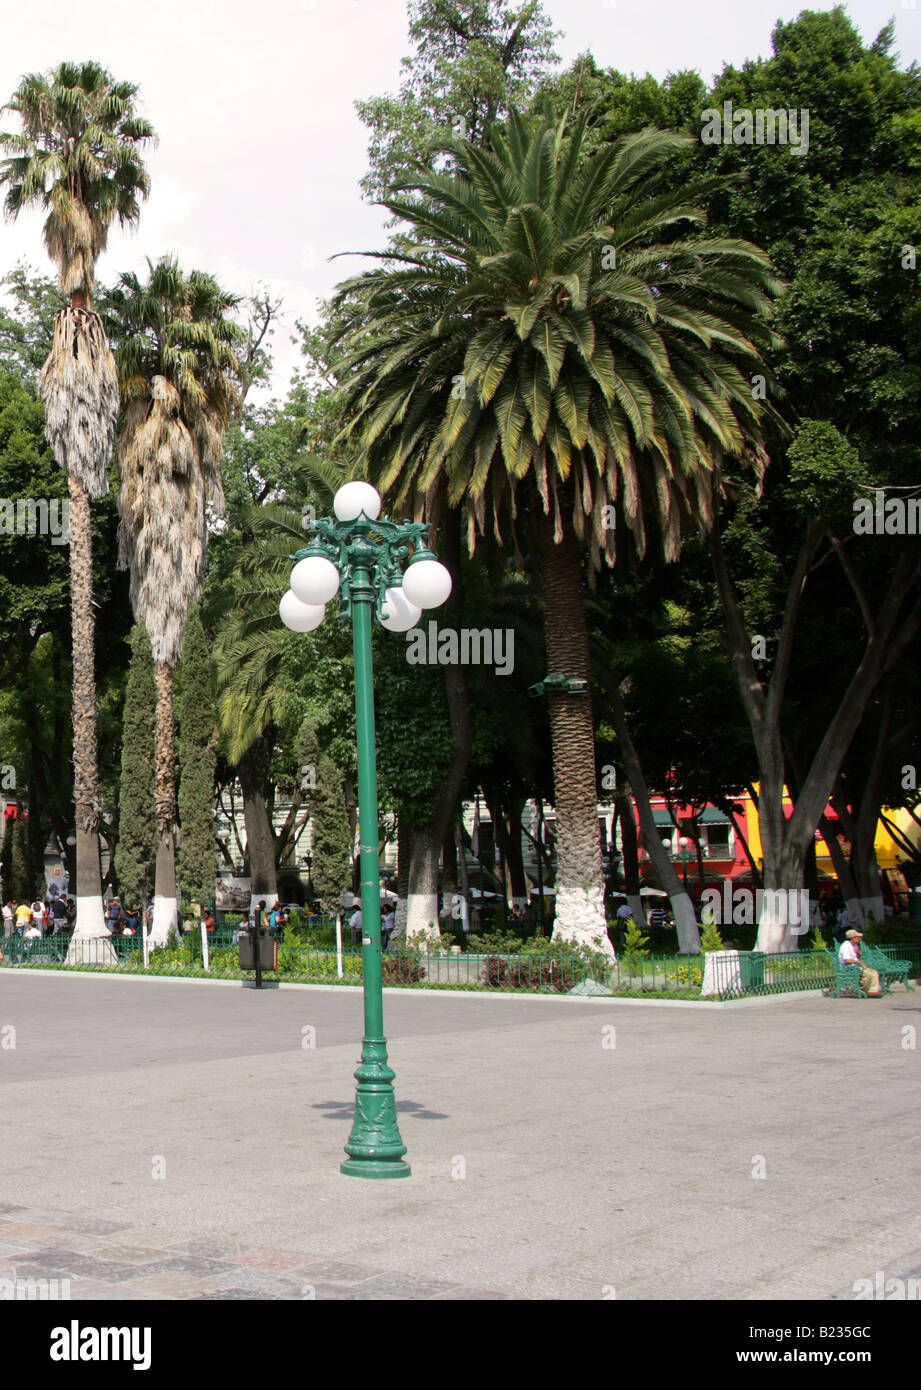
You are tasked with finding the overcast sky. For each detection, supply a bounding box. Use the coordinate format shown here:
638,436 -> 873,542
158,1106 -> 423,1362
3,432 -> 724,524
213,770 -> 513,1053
0,0 -> 916,399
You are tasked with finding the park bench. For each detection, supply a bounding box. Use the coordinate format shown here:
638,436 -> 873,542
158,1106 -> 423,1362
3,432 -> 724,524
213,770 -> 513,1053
823,949 -> 867,998
860,944 -> 915,994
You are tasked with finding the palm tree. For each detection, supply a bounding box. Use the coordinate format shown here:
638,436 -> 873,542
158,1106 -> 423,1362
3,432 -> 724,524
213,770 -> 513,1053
105,256 -> 240,944
0,62 -> 154,946
331,108 -> 784,953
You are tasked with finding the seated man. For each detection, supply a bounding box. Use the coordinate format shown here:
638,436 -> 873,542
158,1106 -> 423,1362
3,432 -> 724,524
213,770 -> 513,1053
839,928 -> 882,997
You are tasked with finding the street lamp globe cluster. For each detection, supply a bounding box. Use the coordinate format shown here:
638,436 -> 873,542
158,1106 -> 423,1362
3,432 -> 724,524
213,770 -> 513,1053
280,481 -> 452,635
279,480 -> 451,1179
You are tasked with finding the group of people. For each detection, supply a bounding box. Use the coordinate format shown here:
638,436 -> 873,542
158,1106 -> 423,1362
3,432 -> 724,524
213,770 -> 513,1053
231,900 -> 291,944
2,895 -> 74,937
348,902 -> 400,948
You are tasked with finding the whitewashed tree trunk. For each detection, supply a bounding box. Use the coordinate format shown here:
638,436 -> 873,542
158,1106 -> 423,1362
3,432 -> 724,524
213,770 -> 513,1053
67,894 -> 116,965
406,828 -> 442,945
553,882 -> 614,956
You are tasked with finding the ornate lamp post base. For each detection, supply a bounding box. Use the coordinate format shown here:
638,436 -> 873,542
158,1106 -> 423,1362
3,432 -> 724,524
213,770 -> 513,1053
340,1041 -> 412,1179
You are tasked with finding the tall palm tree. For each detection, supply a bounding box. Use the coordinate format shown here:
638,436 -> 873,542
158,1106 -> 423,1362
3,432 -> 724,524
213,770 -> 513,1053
105,256 -> 240,944
0,62 -> 154,946
331,108 -> 784,953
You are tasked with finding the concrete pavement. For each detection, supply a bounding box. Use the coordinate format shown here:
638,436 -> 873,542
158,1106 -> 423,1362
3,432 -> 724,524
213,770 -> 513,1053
0,969 -> 918,1300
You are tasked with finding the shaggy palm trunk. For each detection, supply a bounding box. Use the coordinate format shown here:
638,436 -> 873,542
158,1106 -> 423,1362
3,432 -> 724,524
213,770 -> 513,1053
536,503 -> 611,955
67,476 -> 113,961
149,662 -> 179,946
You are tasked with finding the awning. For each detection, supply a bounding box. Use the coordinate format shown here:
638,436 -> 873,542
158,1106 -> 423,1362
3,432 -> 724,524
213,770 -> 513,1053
650,808 -> 730,826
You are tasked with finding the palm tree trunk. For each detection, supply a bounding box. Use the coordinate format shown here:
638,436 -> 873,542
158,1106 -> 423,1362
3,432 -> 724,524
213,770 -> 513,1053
149,661 -> 179,946
66,475 -> 112,961
535,493 -> 611,955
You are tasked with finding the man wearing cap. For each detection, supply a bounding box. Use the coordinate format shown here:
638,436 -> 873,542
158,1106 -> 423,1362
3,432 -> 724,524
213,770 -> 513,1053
839,928 -> 882,997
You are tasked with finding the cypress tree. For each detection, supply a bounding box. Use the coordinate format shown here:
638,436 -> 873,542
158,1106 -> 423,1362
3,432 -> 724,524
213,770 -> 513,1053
10,814 -> 31,901
114,625 -> 158,908
26,803 -> 46,896
1,815 -> 13,899
311,755 -> 352,911
177,606 -> 218,908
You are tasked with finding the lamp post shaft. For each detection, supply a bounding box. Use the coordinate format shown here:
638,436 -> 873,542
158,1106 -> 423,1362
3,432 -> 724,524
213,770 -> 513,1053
340,563 -> 411,1179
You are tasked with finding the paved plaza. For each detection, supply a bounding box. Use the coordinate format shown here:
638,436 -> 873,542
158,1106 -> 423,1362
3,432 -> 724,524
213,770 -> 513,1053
0,970 -> 918,1300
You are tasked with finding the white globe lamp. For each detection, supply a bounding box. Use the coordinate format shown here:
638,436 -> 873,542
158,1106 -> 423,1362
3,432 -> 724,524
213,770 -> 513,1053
279,590 -> 326,632
333,481 -> 382,522
402,555 -> 452,610
290,554 -> 340,605
380,587 -> 422,633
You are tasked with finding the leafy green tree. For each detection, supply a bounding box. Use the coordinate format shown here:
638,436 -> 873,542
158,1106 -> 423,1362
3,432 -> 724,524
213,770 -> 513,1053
177,606 -> 218,908
356,0 -> 559,202
561,13 -> 921,949
113,624 -> 157,908
1,814 -> 12,898
10,813 -> 30,901
0,263 -> 62,386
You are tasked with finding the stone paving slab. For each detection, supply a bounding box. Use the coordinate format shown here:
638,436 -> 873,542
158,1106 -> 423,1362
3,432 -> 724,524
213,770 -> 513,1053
0,1209 -> 499,1300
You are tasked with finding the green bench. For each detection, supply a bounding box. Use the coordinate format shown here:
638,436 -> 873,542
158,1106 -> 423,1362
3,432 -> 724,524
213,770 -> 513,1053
824,950 -> 867,998
861,945 -> 915,995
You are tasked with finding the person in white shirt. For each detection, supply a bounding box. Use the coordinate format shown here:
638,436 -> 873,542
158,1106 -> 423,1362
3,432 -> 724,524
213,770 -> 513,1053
2,902 -> 13,937
349,905 -> 363,947
23,923 -> 42,940
838,929 -> 881,997
381,907 -> 395,949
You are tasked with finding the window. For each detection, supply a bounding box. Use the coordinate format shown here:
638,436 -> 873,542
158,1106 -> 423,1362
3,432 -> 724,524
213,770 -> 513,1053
706,826 -> 731,854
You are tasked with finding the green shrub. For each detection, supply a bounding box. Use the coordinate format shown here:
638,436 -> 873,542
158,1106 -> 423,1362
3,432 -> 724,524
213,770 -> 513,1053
467,930 -> 525,953
621,917 -> 650,969
700,920 -> 724,952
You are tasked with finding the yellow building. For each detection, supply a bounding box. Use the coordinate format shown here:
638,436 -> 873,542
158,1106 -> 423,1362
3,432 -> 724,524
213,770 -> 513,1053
739,788 -> 917,904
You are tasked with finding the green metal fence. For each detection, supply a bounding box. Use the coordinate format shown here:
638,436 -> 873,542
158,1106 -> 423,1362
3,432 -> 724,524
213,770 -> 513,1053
2,932 -> 918,999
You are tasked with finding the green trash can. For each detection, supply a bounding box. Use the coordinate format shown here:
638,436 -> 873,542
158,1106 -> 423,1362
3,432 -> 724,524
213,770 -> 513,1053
738,950 -> 765,993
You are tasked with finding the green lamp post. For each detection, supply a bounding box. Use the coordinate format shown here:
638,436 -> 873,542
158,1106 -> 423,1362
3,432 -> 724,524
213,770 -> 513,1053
279,481 -> 452,1180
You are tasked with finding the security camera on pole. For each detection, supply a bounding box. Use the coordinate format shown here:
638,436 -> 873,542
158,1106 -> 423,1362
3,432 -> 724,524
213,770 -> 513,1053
280,481 -> 451,1180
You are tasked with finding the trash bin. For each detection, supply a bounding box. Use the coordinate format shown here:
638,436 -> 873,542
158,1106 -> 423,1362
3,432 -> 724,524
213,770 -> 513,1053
239,932 -> 278,971
738,950 -> 765,993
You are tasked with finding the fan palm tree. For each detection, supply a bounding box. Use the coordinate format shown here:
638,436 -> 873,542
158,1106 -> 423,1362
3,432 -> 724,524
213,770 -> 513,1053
0,62 -> 154,945
331,108 -> 784,953
105,257 -> 241,944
